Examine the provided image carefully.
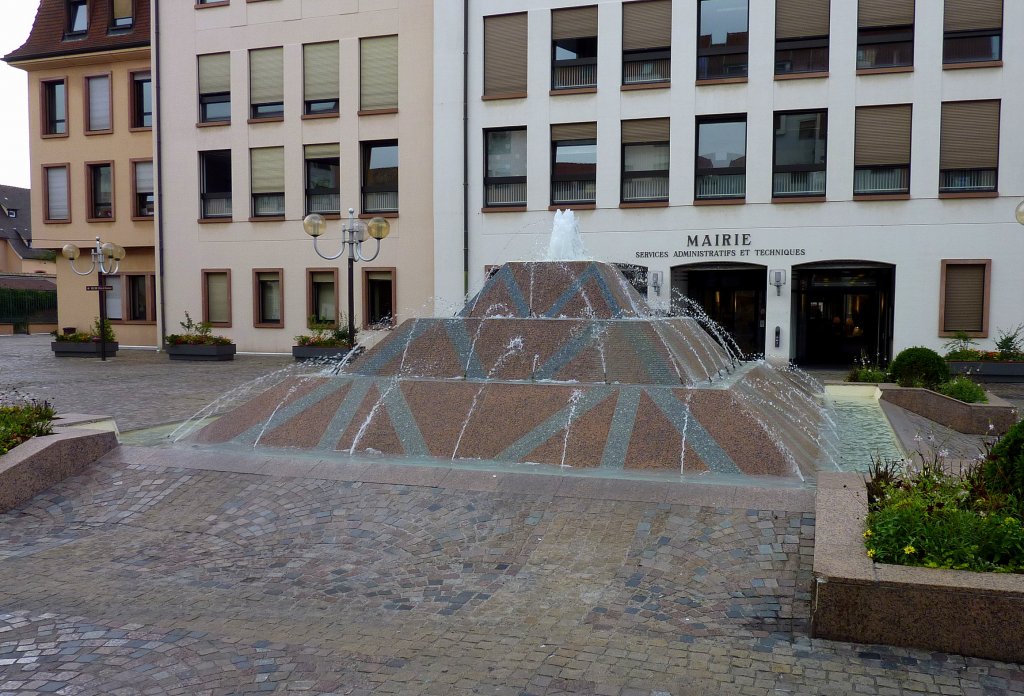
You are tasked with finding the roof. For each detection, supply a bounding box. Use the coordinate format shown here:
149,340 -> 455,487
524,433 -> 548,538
0,185 -> 32,242
0,229 -> 53,262
3,0 -> 150,64
0,274 -> 56,291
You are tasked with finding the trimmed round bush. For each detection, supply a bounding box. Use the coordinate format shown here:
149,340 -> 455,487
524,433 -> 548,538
985,419 -> 1024,501
936,376 -> 988,404
889,346 -> 949,389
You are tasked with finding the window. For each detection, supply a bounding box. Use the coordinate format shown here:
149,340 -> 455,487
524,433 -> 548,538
552,6 -> 598,90
42,80 -> 67,136
484,128 -> 527,208
360,35 -> 398,112
854,105 -> 911,196
203,270 -> 231,326
133,160 -> 154,217
308,269 -> 338,325
939,100 -> 999,194
254,270 -> 283,327
697,0 -> 749,80
621,118 -> 669,203
622,0 -> 671,86
112,0 -> 133,28
696,116 -> 746,200
131,71 -> 152,128
484,13 -> 528,98
551,123 -> 597,206
44,165 -> 70,222
943,0 -> 1002,65
200,150 -> 232,219
86,75 -> 111,132
87,162 -> 113,220
105,277 -> 123,320
362,141 -> 398,214
198,53 -> 231,123
304,42 -> 339,115
775,0 -> 830,75
940,260 -> 990,337
364,269 -> 395,328
305,144 -> 340,215
67,0 -> 88,34
857,0 -> 914,70
250,47 -> 284,119
250,147 -> 285,217
773,110 -> 827,198
110,274 -> 154,322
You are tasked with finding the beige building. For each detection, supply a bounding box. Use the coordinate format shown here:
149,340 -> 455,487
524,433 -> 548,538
4,0 -> 155,347
155,0 -> 435,353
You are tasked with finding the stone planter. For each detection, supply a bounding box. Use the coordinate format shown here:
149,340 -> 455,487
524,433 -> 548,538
51,341 -> 119,357
878,384 -> 1018,435
165,343 -> 236,361
948,360 -> 1024,383
811,473 -> 1024,663
292,345 -> 355,361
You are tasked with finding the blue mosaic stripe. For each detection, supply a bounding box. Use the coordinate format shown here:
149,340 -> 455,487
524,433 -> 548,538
495,386 -> 612,462
599,386 -> 642,469
381,381 -> 430,457
533,321 -> 605,381
643,388 -> 741,474
235,379 -> 353,448
316,377 -> 375,450
350,319 -> 431,375
444,319 -> 487,379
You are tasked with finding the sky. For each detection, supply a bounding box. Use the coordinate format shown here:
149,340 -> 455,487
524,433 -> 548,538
0,2 -> 41,189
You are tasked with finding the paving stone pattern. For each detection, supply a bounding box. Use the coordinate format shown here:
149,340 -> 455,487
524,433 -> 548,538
2,453 -> 1023,695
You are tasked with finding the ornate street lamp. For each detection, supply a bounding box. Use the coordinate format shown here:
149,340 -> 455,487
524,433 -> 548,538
61,236 -> 126,361
303,208 -> 390,350
1016,199 -> 1024,226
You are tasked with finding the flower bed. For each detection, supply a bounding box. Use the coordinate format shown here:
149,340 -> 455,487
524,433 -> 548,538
0,399 -> 54,456
164,312 -> 235,361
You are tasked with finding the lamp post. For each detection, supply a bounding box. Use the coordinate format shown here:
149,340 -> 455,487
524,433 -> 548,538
1016,199 -> 1024,226
61,236 -> 126,361
303,208 -> 390,348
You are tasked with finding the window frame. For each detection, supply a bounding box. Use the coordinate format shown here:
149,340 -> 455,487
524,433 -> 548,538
40,78 -> 68,138
775,37 -> 829,76
197,53 -> 232,125
86,161 -> 115,222
621,138 -> 669,205
938,259 -> 991,338
361,140 -> 399,215
938,99 -> 1000,196
84,72 -> 113,134
250,147 -> 285,219
942,28 -> 1002,65
550,136 -> 597,207
253,268 -> 285,329
362,267 -> 397,329
199,150 -> 233,220
856,26 -> 915,71
696,0 -> 750,81
853,104 -> 912,197
307,267 -> 340,327
304,147 -> 341,216
694,114 -> 748,201
772,109 -> 828,199
107,273 -> 156,324
131,158 -> 155,219
130,70 -> 152,130
202,269 -> 232,327
42,163 -> 71,224
66,0 -> 88,35
302,41 -> 340,117
111,0 -> 134,29
483,127 -> 528,209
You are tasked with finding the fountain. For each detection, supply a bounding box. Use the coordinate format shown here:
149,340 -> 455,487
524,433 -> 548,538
193,212 -> 840,480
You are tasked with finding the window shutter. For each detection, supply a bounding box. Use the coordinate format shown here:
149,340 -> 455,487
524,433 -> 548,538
552,6 -> 598,40
113,0 -> 132,19
855,105 -> 912,166
206,273 -> 229,324
46,167 -> 68,220
199,53 -> 230,95
944,0 -> 1002,31
304,42 -> 339,101
940,101 -> 1000,170
552,122 -> 597,141
360,36 -> 398,110
622,1 -> 671,50
88,76 -> 110,131
484,13 -> 528,96
251,147 -> 285,194
622,118 -> 670,144
250,47 -> 283,105
304,143 -> 340,160
943,264 -> 986,333
777,0 -> 830,39
135,161 -> 153,194
858,0 -> 915,27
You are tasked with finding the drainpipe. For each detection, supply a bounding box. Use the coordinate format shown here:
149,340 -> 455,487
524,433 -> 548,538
153,0 -> 167,350
462,0 -> 470,295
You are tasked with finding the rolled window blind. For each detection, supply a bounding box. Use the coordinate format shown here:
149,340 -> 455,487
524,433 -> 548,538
552,6 -> 598,40
259,273 -> 282,322
88,75 -> 110,131
105,276 -> 123,320
305,143 -> 340,159
622,118 -> 670,143
484,13 -> 528,96
855,104 -> 912,166
205,273 -> 230,324
623,1 -> 671,50
552,122 -> 597,141
199,53 -> 230,95
113,0 -> 132,20
304,42 -> 339,101
360,36 -> 398,110
135,161 -> 153,193
777,0 -> 830,39
858,0 -> 914,27
250,47 -> 283,105
940,100 -> 1000,169
251,147 -> 285,193
943,263 -> 986,332
46,167 -> 68,220
944,0 -> 1002,31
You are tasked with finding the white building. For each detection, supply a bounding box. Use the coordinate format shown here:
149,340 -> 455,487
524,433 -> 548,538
433,0 -> 1023,365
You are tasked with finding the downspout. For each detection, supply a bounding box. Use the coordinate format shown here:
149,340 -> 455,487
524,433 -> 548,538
462,0 -> 470,296
153,0 -> 167,349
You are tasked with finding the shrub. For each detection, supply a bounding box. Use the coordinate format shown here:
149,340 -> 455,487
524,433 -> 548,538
984,419 -> 1024,502
936,376 -> 988,404
164,312 -> 232,346
0,399 -> 55,456
294,316 -> 356,348
995,324 -> 1024,362
943,331 -> 981,360
846,365 -> 888,383
889,346 -> 949,389
51,317 -> 116,343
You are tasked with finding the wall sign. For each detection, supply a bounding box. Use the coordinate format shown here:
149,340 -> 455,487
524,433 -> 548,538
635,233 -> 805,260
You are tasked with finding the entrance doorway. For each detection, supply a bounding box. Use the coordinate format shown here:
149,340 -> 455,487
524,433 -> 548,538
363,269 -> 395,328
792,262 -> 895,366
671,264 -> 767,357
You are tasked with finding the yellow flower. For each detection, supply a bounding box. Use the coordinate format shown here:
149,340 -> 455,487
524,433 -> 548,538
903,545 -> 916,555
867,549 -> 876,558
863,529 -> 873,538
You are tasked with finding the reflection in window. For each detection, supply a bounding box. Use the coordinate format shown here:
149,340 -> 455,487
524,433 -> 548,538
773,111 -> 827,197
362,141 -> 398,214
305,144 -> 340,215
43,80 -> 67,135
200,150 -> 232,219
132,72 -> 152,128
485,129 -> 527,207
256,271 -> 282,326
551,7 -> 598,90
697,0 -> 748,80
309,271 -> 336,324
67,0 -> 88,33
695,117 -> 746,200
89,163 -> 113,219
551,128 -> 596,206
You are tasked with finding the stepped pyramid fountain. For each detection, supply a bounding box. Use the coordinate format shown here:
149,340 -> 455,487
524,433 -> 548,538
195,214 -> 837,479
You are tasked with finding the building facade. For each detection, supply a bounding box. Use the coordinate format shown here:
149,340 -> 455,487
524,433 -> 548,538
4,0 -> 155,347
155,0 -> 435,353
436,0 -> 1024,365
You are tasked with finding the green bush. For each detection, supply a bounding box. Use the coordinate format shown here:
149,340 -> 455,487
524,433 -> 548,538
846,365 -> 888,383
164,312 -> 232,346
995,324 -> 1024,362
936,376 -> 988,404
889,346 -> 949,389
0,400 -> 55,456
984,419 -> 1024,502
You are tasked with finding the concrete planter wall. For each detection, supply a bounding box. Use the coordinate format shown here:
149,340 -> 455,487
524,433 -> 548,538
948,360 -> 1024,383
812,472 -> 1024,663
292,345 -> 353,361
165,343 -> 236,361
878,385 -> 1018,435
51,341 -> 119,357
